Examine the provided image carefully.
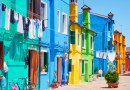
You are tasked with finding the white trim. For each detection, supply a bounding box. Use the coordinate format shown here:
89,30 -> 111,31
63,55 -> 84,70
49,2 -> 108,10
82,32 -> 85,48
62,12 -> 67,34
41,72 -> 47,75
82,59 -> 85,75
41,50 -> 47,52
78,32 -> 80,47
58,10 -> 60,32
41,1 -> 47,27
69,0 -> 77,4
27,47 -> 37,50
91,35 -> 93,50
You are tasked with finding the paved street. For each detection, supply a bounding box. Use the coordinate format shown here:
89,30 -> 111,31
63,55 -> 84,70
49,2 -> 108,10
55,73 -> 130,90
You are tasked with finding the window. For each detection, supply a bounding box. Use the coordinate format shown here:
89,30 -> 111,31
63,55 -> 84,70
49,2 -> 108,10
41,51 -> 48,73
82,60 -> 85,74
78,33 -> 80,46
62,13 -> 67,34
91,36 -> 93,50
70,30 -> 75,44
58,10 -> 60,32
82,32 -> 85,48
0,41 -> 4,70
70,0 -> 77,3
41,1 -> 47,27
108,22 -> 110,31
68,59 -> 72,72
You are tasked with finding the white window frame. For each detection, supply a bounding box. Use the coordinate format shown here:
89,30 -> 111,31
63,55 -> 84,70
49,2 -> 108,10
82,60 -> 85,75
58,10 -> 60,32
41,1 -> 47,27
62,12 -> 67,34
82,32 -> 85,48
91,35 -> 93,50
70,0 -> 77,4
78,32 -> 80,47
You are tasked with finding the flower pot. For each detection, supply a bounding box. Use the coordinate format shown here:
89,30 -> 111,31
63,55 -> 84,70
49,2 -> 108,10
108,83 -> 119,88
55,73 -> 57,76
93,74 -> 97,81
0,75 -> 3,79
42,69 -> 45,72
97,74 -> 99,79
89,76 -> 92,82
49,87 -> 52,90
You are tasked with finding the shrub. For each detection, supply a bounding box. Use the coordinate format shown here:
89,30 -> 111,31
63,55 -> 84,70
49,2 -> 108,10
94,67 -> 98,74
104,71 -> 119,83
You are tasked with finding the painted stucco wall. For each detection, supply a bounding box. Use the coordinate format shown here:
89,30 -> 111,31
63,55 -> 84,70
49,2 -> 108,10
0,0 -> 39,89
40,0 -> 69,90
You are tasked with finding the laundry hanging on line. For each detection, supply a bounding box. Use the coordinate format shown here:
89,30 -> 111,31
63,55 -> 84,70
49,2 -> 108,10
99,52 -> 104,58
96,51 -> 100,58
103,52 -> 108,59
108,52 -> 115,61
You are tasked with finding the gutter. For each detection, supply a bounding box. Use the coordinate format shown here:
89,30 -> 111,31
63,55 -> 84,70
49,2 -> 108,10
67,22 -> 73,82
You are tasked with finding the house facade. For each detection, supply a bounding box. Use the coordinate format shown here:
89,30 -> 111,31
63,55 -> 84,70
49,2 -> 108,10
114,30 -> 126,74
0,0 -> 40,89
89,12 -> 114,75
125,47 -> 130,71
39,0 -> 69,90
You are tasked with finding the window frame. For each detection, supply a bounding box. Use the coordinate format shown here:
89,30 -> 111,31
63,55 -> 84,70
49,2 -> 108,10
70,0 -> 77,4
41,1 -> 47,27
58,10 -> 60,32
78,32 -> 80,47
82,32 -> 85,48
62,12 -> 67,34
82,60 -> 85,75
91,35 -> 93,50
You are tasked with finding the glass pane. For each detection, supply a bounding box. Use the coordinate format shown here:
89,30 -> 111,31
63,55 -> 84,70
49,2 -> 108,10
41,3 -> 45,19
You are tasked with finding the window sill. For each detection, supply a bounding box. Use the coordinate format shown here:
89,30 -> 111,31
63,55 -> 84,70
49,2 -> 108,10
41,72 -> 47,75
82,47 -> 86,50
82,73 -> 85,75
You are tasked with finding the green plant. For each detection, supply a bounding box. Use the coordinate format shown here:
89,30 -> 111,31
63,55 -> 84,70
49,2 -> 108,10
113,65 -> 116,69
105,71 -> 119,83
107,61 -> 109,65
52,79 -> 57,83
41,65 -> 47,71
94,67 -> 98,74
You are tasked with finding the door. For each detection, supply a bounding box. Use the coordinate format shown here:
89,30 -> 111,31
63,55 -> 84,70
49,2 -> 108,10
122,63 -> 124,74
57,57 -> 62,82
79,60 -> 81,82
0,41 -> 4,70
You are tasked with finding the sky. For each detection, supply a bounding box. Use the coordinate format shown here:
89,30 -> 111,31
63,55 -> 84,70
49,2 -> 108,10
78,0 -> 130,48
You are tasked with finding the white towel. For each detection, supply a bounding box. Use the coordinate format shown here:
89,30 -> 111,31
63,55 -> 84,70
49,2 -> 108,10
17,14 -> 23,33
99,52 -> 103,58
5,8 -> 11,30
96,51 -> 100,58
108,52 -> 115,61
103,52 -> 108,59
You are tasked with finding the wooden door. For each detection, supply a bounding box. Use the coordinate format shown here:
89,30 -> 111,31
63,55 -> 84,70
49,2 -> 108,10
0,41 -> 4,70
57,57 -> 62,82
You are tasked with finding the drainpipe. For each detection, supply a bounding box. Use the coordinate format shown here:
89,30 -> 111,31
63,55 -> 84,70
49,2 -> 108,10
67,22 -> 73,82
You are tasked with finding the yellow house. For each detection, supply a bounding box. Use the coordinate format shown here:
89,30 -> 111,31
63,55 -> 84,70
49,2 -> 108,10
69,0 -> 81,84
114,30 -> 126,74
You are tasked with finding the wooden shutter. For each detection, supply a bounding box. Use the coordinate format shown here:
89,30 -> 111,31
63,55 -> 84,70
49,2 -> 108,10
68,59 -> 72,72
44,52 -> 48,72
0,41 -> 4,70
108,22 -> 110,31
71,31 -> 75,44
82,60 -> 84,74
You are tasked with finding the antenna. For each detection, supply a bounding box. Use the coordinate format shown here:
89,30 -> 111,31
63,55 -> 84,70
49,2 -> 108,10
83,0 -> 84,5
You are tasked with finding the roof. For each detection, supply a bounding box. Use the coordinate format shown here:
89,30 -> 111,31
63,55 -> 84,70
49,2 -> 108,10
126,47 -> 130,52
70,20 -> 97,34
81,5 -> 91,10
108,12 -> 114,16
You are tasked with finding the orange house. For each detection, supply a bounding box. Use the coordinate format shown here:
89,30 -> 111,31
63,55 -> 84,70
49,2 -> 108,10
113,30 -> 126,74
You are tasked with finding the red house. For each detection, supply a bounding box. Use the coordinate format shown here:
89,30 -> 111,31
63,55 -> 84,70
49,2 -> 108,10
126,47 -> 130,71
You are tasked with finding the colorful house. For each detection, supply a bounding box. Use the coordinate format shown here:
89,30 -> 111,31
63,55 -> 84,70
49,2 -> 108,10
39,0 -> 69,90
125,47 -> 130,71
114,30 -> 126,74
86,12 -> 114,75
78,5 -> 97,82
0,0 -> 40,89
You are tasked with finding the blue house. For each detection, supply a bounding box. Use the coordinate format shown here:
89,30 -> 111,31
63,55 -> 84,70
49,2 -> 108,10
78,12 -> 114,76
39,0 -> 69,90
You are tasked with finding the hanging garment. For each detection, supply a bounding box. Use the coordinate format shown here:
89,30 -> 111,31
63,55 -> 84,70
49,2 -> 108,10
5,8 -> 11,30
103,52 -> 108,59
10,9 -> 15,24
38,20 -> 42,38
14,12 -> 19,21
3,62 -> 8,73
29,19 -> 33,39
116,52 -> 121,59
108,52 -> 115,61
17,14 -> 23,33
35,20 -> 38,30
31,51 -> 39,86
96,51 -> 100,58
0,76 -> 7,88
42,20 -> 45,31
0,3 -> 2,28
99,52 -> 103,58
32,19 -> 36,39
23,17 -> 30,39
2,3 -> 6,11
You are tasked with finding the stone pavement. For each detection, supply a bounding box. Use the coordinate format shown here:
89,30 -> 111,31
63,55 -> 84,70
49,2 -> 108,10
55,73 -> 130,90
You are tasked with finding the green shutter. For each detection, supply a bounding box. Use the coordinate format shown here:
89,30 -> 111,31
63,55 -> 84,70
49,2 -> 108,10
44,52 -> 48,72
68,59 -> 72,72
82,60 -> 84,74
71,31 -> 75,44
108,22 -> 110,31
82,33 -> 84,47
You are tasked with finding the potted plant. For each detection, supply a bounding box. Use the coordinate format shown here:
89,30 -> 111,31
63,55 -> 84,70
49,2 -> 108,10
57,81 -> 61,87
94,67 -> 99,79
41,65 -> 47,72
105,71 -> 119,88
48,84 -> 52,90
54,70 -> 57,76
65,81 -> 68,85
89,74 -> 92,82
